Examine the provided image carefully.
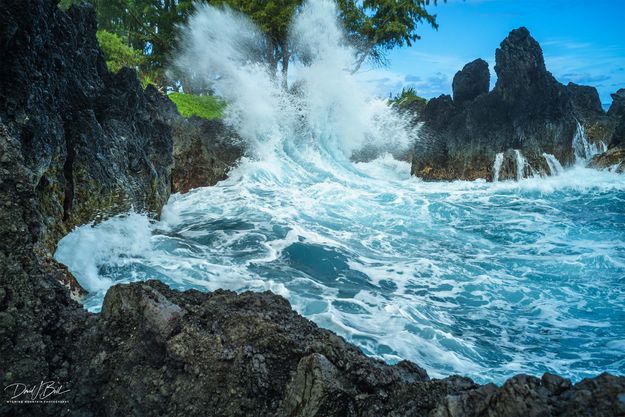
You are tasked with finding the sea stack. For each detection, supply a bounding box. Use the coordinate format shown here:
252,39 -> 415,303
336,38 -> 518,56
411,27 -> 615,181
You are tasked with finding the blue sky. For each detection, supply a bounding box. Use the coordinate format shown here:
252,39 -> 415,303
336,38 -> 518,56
358,0 -> 625,106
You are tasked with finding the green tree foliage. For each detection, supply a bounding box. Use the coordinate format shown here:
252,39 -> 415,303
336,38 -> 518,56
61,0 -> 194,87
94,0 -> 194,86
211,0 -> 440,80
96,30 -> 143,73
338,0 -> 440,71
209,0 -> 302,83
60,0 -> 441,88
58,0 -> 77,8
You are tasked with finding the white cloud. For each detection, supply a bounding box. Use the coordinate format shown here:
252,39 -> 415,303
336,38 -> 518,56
354,66 -> 407,97
542,40 -> 592,50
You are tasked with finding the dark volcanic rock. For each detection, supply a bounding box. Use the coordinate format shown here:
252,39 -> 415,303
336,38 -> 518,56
608,89 -> 625,148
430,372 -> 625,417
589,89 -> 625,171
1,2 -> 625,417
567,82 -> 604,119
589,146 -> 625,173
452,59 -> 490,104
567,82 -> 614,145
72,281 -> 440,416
0,0 -> 171,415
0,1 -> 173,256
412,27 -> 613,181
171,117 -> 243,193
493,27 -> 558,108
68,280 -> 625,417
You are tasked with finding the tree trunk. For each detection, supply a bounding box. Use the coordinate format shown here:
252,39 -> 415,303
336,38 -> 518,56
281,48 -> 290,90
266,42 -> 278,77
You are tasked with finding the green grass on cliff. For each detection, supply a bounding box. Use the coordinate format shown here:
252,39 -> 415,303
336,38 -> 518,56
168,93 -> 225,120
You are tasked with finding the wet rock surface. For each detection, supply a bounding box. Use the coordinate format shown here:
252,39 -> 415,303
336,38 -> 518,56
171,116 -> 244,194
412,27 -> 616,181
1,2 -> 624,417
0,0 -> 173,256
65,280 -> 625,417
608,89 -> 625,148
589,89 -> 625,172
589,147 -> 625,173
0,1 -> 172,415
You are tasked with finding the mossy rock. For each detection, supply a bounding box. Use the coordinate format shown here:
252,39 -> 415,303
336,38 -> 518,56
589,147 -> 625,172
585,121 -> 614,144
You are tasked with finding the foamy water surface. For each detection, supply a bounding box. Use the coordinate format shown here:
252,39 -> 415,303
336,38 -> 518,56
55,0 -> 625,384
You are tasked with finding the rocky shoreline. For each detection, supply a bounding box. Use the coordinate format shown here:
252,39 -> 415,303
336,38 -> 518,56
411,27 -> 625,181
1,1 -> 624,416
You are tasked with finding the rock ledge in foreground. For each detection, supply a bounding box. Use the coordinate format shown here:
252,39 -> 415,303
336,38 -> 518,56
64,280 -> 625,417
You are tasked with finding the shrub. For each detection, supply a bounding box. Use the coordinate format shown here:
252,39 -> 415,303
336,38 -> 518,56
389,87 -> 427,109
96,30 -> 143,73
168,93 -> 225,120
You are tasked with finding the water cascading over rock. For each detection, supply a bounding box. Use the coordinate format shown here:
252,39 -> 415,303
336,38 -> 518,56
543,153 -> 564,176
489,124 -> 611,182
572,121 -> 608,162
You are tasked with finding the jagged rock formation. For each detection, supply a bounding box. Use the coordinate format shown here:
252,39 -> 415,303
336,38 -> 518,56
1,2 -> 624,417
452,59 -> 490,104
0,0 -> 173,256
0,1 -> 174,414
590,89 -> 625,172
609,89 -> 625,148
171,117 -> 243,194
412,27 -> 614,181
67,280 -> 625,417
567,82 -> 605,121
